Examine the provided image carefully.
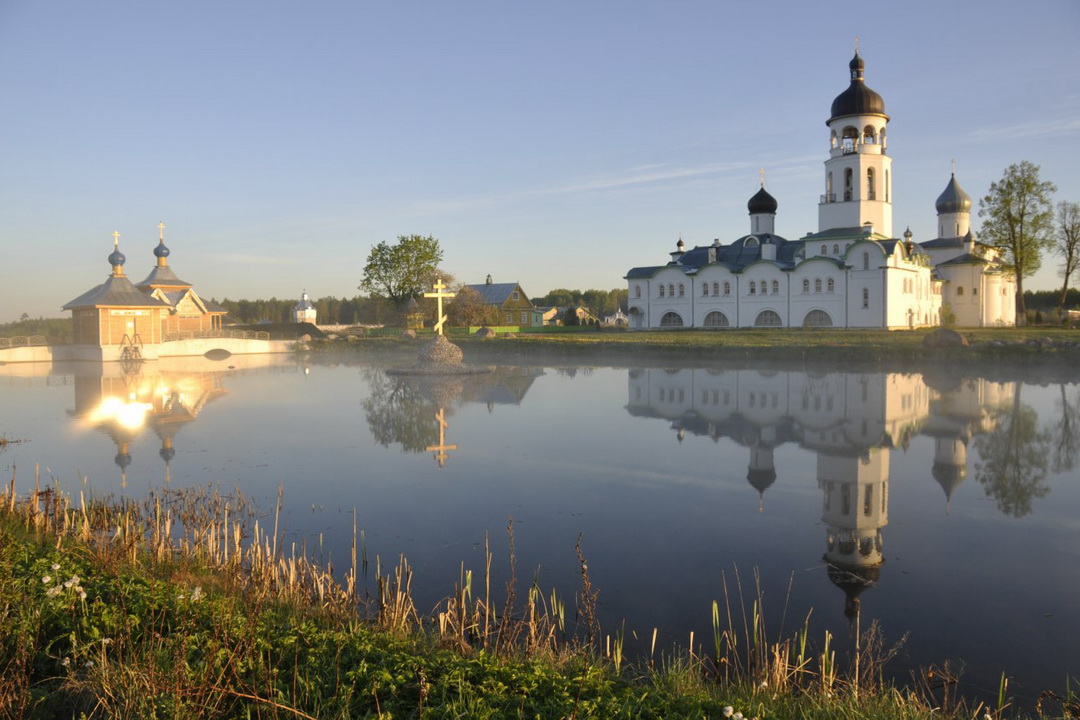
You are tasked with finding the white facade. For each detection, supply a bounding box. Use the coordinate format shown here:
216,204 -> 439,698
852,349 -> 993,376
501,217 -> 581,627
626,51 -> 1015,330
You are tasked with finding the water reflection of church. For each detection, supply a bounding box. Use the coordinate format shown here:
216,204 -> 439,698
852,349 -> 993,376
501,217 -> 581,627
626,368 -> 1013,618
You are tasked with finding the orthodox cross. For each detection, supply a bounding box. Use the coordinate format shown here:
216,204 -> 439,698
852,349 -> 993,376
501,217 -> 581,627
158,220 -> 166,241
423,277 -> 456,336
760,167 -> 765,187
426,407 -> 458,468
112,230 -> 121,247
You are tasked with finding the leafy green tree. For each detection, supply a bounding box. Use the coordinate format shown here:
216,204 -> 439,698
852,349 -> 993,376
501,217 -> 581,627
1053,200 -> 1080,314
973,388 -> 1051,518
978,161 -> 1057,320
360,234 -> 445,305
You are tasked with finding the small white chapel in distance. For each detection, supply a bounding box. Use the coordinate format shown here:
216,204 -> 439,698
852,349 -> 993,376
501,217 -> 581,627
625,49 -> 1016,330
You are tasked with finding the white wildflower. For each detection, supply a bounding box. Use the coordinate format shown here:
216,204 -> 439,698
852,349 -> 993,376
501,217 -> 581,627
101,638 -> 112,646
41,575 -> 52,584
78,590 -> 87,601
70,574 -> 80,584
190,586 -> 204,602
46,586 -> 61,598
63,580 -> 72,589
722,707 -> 734,718
61,657 -> 70,667
51,563 -> 60,571
734,713 -> 744,720
84,660 -> 94,668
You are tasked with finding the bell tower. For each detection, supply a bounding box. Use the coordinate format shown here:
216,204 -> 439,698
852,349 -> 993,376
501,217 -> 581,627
819,48 -> 893,237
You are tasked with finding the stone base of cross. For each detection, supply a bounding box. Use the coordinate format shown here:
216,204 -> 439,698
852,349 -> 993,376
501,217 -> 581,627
423,277 -> 456,336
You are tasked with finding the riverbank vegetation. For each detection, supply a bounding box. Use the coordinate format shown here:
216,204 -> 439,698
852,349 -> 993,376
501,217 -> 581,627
1,476 -> 1074,719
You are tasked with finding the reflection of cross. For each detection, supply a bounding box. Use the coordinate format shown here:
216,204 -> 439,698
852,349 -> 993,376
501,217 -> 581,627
423,277 -> 456,336
425,407 -> 458,468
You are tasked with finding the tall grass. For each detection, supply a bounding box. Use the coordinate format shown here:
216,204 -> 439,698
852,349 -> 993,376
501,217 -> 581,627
0,472 -> 1071,719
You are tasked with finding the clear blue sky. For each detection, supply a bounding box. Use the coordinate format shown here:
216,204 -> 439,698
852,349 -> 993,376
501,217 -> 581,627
2,0 -> 1078,321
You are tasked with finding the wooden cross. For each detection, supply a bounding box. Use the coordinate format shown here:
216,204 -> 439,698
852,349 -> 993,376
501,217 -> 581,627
423,277 -> 456,336
425,407 -> 458,468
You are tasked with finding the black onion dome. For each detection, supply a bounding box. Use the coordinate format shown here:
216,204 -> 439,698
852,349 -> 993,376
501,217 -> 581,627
748,186 -> 778,215
829,52 -> 888,122
935,174 -> 972,214
108,246 -> 126,267
154,240 -> 171,259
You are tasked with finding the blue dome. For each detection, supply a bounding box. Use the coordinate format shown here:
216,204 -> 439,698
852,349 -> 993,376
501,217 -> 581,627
108,247 -> 126,267
154,241 -> 170,259
935,174 -> 972,214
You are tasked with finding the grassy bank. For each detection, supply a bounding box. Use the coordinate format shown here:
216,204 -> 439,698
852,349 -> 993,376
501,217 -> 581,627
1,478 -> 1072,719
316,326 -> 1080,374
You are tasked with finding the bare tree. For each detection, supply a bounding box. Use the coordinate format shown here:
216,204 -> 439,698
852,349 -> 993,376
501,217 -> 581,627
1053,200 -> 1080,316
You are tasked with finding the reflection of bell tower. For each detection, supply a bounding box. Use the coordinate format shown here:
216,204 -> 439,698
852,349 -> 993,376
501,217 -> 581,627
819,447 -> 889,622
931,436 -> 968,512
747,445 -> 777,512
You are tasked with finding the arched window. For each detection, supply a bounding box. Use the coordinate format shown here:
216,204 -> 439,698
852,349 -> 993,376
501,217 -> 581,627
659,285 -> 665,297
814,278 -> 822,293
749,281 -> 756,295
703,311 -> 730,328
863,125 -> 876,144
957,286 -> 964,296
802,278 -> 810,293
867,168 -> 876,200
844,168 -> 853,201
821,244 -> 827,255
678,284 -> 685,297
723,281 -> 731,295
862,287 -> 869,308
635,286 -> 641,298
973,286 -> 978,296
863,252 -> 870,270
713,282 -> 720,296
827,278 -> 835,293
833,244 -> 839,254
754,309 -> 783,327
804,309 -> 833,327
659,311 -> 684,327
702,284 -> 709,296
772,279 -> 780,294
668,284 -> 674,297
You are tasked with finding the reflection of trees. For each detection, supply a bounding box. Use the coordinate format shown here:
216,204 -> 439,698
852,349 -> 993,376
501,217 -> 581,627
361,370 -> 441,453
973,388 -> 1051,518
1047,384 -> 1080,474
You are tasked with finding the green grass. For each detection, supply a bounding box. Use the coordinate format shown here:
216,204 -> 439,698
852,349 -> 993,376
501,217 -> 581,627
1,480 -> 1073,719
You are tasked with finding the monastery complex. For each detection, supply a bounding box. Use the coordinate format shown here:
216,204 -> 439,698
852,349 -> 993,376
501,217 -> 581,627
626,51 -> 1017,330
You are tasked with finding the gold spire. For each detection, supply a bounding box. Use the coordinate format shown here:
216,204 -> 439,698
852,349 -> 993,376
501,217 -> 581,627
854,35 -> 859,54
158,220 -> 165,241
112,230 -> 121,248
760,167 -> 765,187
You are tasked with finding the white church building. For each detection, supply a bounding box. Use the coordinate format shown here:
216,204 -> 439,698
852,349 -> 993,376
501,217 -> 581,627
626,51 -> 1016,330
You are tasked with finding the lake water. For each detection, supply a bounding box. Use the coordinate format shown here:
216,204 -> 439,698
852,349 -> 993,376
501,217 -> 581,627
2,351 -> 1078,704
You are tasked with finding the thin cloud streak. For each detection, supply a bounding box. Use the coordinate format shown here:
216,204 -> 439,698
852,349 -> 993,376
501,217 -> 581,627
971,117 -> 1080,143
405,156 -> 820,216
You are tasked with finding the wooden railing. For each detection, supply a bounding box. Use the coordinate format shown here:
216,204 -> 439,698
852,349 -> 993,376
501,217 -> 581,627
163,329 -> 270,342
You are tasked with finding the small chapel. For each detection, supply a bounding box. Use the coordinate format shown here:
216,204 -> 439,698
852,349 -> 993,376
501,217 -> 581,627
625,50 -> 1016,330
63,225 -> 227,359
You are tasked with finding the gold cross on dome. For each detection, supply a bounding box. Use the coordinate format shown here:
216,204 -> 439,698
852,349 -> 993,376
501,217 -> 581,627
112,230 -> 121,247
423,277 -> 456,336
158,220 -> 165,241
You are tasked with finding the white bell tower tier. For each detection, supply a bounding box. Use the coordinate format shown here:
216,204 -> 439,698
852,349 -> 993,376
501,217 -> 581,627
819,51 -> 892,237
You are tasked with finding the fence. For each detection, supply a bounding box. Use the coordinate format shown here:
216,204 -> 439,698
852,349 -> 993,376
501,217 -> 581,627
0,335 -> 47,349
163,329 -> 271,342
